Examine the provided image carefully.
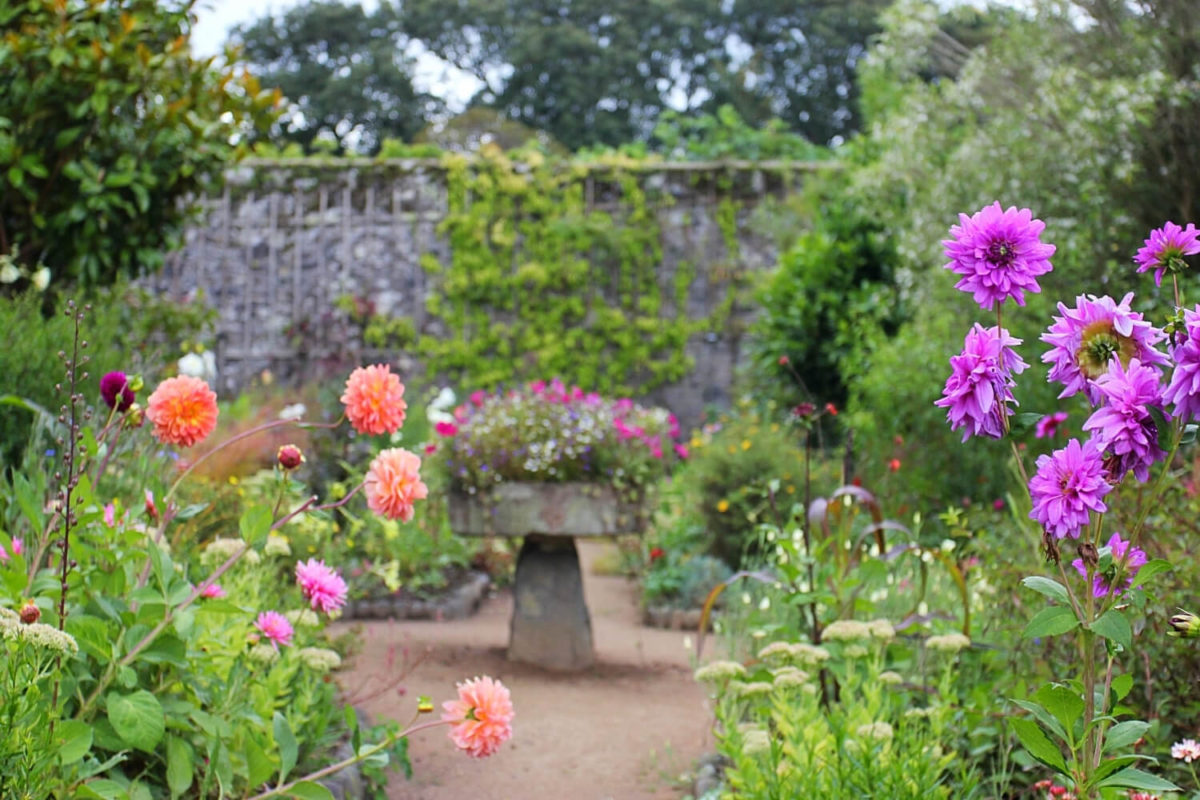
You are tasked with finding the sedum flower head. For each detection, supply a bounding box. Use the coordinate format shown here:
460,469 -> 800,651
821,619 -> 874,643
742,727 -> 771,754
1041,293 -> 1168,404
1028,438 -> 1112,540
9,622 -> 79,656
285,608 -> 321,628
201,537 -> 259,567
694,660 -> 747,683
247,642 -> 280,665
925,633 -> 971,653
867,619 -> 895,641
1071,532 -> 1147,598
264,535 -> 292,558
733,681 -> 775,698
757,641 -> 794,660
935,324 -> 1027,442
1082,358 -> 1166,482
297,647 -> 343,673
942,202 -> 1055,310
856,721 -> 894,742
878,670 -> 904,685
1135,221 -> 1200,287
789,643 -> 831,666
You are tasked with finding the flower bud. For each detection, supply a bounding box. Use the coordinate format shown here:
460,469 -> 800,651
19,600 -> 40,624
1169,610 -> 1200,638
277,444 -> 305,471
124,403 -> 145,429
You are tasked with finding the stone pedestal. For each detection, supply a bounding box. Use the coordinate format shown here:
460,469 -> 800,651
508,535 -> 593,670
449,483 -> 646,671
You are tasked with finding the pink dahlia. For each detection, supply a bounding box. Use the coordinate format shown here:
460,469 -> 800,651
442,676 -> 514,758
1082,358 -> 1166,482
295,559 -> 348,614
200,583 -> 226,599
1135,221 -> 1200,287
1034,411 -> 1068,439
1071,532 -> 1147,598
146,375 -> 219,448
341,364 -> 407,436
1172,738 -> 1200,763
1041,293 -> 1168,404
364,447 -> 428,522
254,611 -> 294,648
935,324 -> 1028,442
1164,304 -> 1200,422
1028,438 -> 1112,540
942,202 -> 1055,310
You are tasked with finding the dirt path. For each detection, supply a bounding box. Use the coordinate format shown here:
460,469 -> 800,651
338,541 -> 715,800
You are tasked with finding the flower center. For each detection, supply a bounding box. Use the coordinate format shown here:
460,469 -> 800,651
987,240 -> 1017,267
1075,320 -> 1136,379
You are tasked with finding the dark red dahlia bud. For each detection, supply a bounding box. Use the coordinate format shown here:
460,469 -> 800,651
100,371 -> 136,412
792,402 -> 816,419
277,444 -> 305,471
19,600 -> 40,624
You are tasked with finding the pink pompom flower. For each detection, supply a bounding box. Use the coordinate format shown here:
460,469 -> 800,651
146,375 -> 219,448
365,448 -> 429,522
341,365 -> 407,436
295,559 -> 348,614
942,202 -> 1055,310
442,676 -> 514,758
254,611 -> 294,648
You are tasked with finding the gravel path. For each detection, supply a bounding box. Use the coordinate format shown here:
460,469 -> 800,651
338,541 -> 715,800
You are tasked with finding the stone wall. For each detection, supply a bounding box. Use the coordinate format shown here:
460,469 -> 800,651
149,159 -> 819,426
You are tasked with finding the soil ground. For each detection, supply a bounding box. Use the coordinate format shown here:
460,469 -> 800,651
338,540 -> 716,800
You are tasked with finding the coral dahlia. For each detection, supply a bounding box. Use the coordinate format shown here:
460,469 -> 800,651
442,676 -> 514,758
146,375 -> 219,448
342,364 -> 407,435
364,448 -> 428,522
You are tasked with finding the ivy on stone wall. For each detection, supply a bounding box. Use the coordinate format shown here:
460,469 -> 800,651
415,145 -> 723,395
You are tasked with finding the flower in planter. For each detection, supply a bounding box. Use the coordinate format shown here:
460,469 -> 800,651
342,364 -> 407,435
295,559 -> 348,614
365,448 -> 428,522
442,675 -> 514,758
146,375 -> 219,447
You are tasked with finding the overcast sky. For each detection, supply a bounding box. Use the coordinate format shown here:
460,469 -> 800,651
190,0 -> 480,108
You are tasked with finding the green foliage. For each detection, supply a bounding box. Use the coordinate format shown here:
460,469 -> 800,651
748,184 -> 905,410
0,288 -> 215,469
649,105 -> 829,162
232,0 -> 442,154
0,0 -> 279,286
418,146 -> 732,393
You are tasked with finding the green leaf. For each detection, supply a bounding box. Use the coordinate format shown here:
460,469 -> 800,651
240,505 -> 273,547
1111,673 -> 1134,703
166,735 -> 193,798
1023,605 -> 1079,639
1011,700 -> 1068,744
1033,684 -> 1084,736
245,735 -> 276,788
1096,767 -> 1181,792
56,719 -> 93,765
75,780 -> 129,800
1010,717 -> 1068,773
274,712 -> 298,784
1104,720 -> 1150,753
107,690 -> 166,752
1091,609 -> 1132,650
286,782 -> 335,800
1022,576 -> 1070,605
1130,559 -> 1172,589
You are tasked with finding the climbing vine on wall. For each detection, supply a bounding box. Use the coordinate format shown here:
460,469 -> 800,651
416,144 -> 722,395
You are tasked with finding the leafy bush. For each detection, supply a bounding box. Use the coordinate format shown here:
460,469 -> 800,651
0,0 -> 279,287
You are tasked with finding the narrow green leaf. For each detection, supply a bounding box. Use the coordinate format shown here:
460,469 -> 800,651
166,736 -> 193,798
274,712 -> 298,784
1091,609 -> 1132,650
245,735 -> 276,788
1104,720 -> 1150,753
1010,717 -> 1069,773
1011,700 -> 1068,744
1022,576 -> 1070,605
1023,605 -> 1080,639
285,781 -> 335,800
1096,767 -> 1181,792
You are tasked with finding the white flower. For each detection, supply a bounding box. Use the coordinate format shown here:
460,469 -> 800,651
879,670 -> 904,685
733,681 -> 774,698
742,727 -> 771,754
285,608 -> 320,628
789,643 -> 831,665
757,641 -> 794,660
925,633 -> 971,654
694,660 -> 746,683
297,647 -> 342,673
178,350 -> 217,383
868,619 -> 896,641
1173,738 -> 1200,763
821,619 -> 873,642
278,403 -> 307,421
30,268 -> 50,291
0,263 -> 19,283
264,535 -> 291,557
247,643 -> 280,665
856,721 -> 894,742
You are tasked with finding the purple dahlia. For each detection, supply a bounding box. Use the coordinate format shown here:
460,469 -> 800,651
1134,221 -> 1200,287
942,202 -> 1055,310
935,323 -> 1027,442
1082,358 -> 1166,482
1028,437 -> 1112,540
1071,532 -> 1147,598
1164,304 -> 1200,422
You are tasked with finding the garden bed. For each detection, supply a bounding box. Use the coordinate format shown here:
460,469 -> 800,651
343,568 -> 491,621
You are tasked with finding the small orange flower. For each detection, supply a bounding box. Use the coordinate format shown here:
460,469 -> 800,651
442,676 -> 514,758
341,364 -> 407,435
145,376 -> 218,448
364,448 -> 428,522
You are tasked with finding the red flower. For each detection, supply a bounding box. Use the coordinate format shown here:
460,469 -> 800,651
778,355 -> 790,366
435,421 -> 459,437
888,458 -> 901,472
649,547 -> 666,562
825,403 -> 838,416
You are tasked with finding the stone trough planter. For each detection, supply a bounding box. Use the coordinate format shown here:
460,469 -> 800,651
449,482 -> 647,671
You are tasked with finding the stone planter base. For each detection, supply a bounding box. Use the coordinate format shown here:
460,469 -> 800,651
509,535 -> 594,670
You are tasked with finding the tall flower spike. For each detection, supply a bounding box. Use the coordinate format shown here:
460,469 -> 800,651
935,323 -> 1027,442
942,202 -> 1055,310
1082,357 -> 1166,482
1028,438 -> 1112,540
1135,221 -> 1200,287
1041,293 -> 1168,404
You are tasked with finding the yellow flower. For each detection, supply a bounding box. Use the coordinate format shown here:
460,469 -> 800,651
786,485 -> 795,494
717,499 -> 730,513
741,439 -> 751,451
727,445 -> 737,454
228,475 -> 239,485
